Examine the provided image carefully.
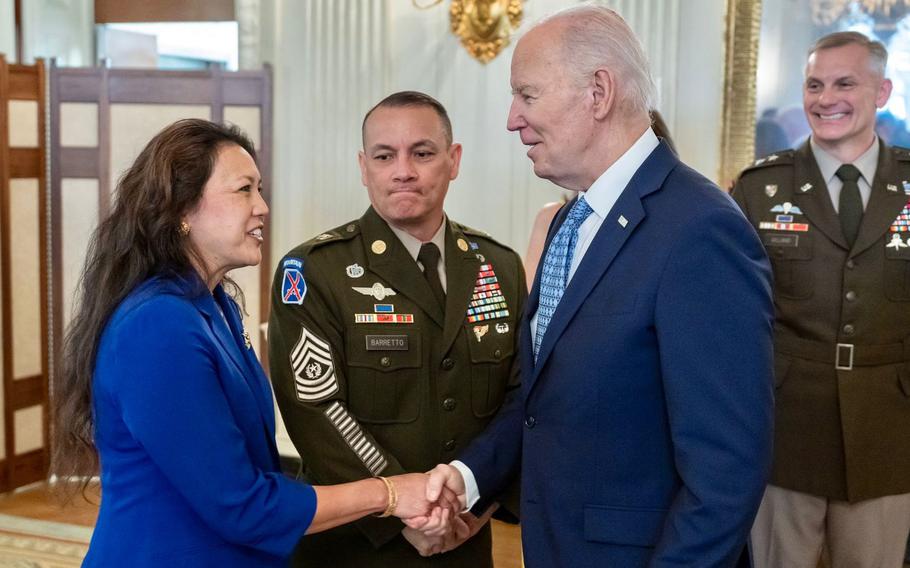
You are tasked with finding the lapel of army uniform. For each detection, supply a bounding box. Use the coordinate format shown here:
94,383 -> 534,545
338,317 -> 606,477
850,141 -> 910,257
360,207 -> 445,328
441,221 -> 482,355
793,141 -> 848,250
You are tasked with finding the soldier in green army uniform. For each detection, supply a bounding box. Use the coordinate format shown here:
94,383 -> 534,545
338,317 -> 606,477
269,91 -> 525,566
732,32 -> 910,568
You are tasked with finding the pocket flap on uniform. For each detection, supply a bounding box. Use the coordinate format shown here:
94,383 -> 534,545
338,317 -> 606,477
774,355 -> 791,389
583,505 -> 667,547
899,367 -> 910,398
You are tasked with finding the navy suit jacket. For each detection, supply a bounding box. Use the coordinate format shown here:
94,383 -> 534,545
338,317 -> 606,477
85,274 -> 316,567
460,142 -> 775,567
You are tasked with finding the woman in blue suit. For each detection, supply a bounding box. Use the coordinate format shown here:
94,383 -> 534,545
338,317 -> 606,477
52,119 -> 452,567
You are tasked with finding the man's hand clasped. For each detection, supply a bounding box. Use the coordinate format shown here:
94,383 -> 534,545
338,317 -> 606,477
392,464 -> 494,557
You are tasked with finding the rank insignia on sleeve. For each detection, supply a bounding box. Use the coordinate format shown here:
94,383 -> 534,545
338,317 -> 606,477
281,258 -> 306,305
290,327 -> 339,402
465,263 -> 510,323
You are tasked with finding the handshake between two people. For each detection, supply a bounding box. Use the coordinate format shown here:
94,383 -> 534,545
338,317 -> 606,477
388,464 -> 497,557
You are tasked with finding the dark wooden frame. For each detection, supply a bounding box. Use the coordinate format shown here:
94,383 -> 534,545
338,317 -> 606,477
0,56 -> 50,492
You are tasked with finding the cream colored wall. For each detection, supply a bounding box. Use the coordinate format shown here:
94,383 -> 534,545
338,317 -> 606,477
261,0 -> 727,270
0,0 -> 14,60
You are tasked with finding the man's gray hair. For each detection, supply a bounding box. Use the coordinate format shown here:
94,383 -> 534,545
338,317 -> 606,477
808,31 -> 888,76
539,4 -> 656,115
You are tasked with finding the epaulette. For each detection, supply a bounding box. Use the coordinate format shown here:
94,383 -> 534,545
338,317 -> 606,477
301,221 -> 361,250
739,149 -> 795,175
890,146 -> 910,162
456,222 -> 512,251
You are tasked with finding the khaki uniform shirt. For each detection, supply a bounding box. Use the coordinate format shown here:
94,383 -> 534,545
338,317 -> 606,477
269,207 -> 526,565
732,140 -> 910,502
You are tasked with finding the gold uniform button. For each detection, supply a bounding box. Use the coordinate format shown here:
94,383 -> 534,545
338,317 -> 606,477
457,238 -> 469,252
380,356 -> 391,367
371,240 -> 387,254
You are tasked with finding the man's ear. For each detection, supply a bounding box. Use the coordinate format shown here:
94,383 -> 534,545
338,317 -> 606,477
592,68 -> 616,120
358,151 -> 368,187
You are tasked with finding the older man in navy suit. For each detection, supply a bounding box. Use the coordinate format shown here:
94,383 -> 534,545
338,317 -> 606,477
421,5 -> 775,567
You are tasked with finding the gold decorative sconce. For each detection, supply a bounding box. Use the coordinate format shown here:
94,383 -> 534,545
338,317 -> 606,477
414,0 -> 523,64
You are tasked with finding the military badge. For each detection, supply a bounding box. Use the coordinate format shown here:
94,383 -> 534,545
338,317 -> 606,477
766,154 -> 779,162
291,327 -> 338,402
346,263 -> 364,278
800,183 -> 813,193
888,199 -> 910,233
495,322 -> 510,334
903,180 -> 910,194
473,325 -> 489,342
469,241 -> 479,250
765,184 -> 778,197
770,202 -> 802,215
354,313 -> 414,324
371,240 -> 387,254
374,304 -> 394,313
281,258 -> 306,305
457,238 -> 469,252
315,233 -> 333,241
465,263 -> 510,323
888,184 -> 899,193
886,234 -> 907,250
759,222 -> 809,232
352,282 -> 397,301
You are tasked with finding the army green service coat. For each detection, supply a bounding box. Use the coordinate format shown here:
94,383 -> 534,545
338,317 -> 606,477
269,207 -> 525,566
732,140 -> 910,502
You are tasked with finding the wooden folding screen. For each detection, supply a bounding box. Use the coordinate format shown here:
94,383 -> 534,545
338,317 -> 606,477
0,56 -> 50,492
49,65 -> 273,471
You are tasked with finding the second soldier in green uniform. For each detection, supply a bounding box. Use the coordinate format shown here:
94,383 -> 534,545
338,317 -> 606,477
269,91 -> 525,566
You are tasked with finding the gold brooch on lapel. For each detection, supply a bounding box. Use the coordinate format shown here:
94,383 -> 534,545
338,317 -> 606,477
242,329 -> 252,350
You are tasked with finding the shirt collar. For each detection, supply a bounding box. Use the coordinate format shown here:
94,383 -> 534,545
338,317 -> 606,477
583,128 -> 660,218
388,215 -> 447,264
810,136 -> 879,185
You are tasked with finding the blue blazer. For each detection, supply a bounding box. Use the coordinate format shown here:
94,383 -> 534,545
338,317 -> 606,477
84,274 -> 316,567
460,142 -> 775,567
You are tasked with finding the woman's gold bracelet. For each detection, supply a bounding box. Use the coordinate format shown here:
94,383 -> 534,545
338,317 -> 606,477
375,476 -> 397,518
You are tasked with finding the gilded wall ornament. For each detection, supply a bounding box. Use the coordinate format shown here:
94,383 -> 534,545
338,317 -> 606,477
450,0 -> 523,64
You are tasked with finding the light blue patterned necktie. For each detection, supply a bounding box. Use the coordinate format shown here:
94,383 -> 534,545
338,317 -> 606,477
534,196 -> 594,361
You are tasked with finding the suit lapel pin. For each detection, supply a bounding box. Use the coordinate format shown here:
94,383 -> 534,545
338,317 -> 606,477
618,215 -> 628,228
799,183 -> 813,193
765,184 -> 778,197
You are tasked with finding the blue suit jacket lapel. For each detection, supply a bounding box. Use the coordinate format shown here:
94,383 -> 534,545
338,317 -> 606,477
193,288 -> 278,449
527,142 -> 677,387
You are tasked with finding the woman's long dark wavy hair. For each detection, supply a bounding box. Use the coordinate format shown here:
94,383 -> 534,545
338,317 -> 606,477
52,119 -> 256,498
